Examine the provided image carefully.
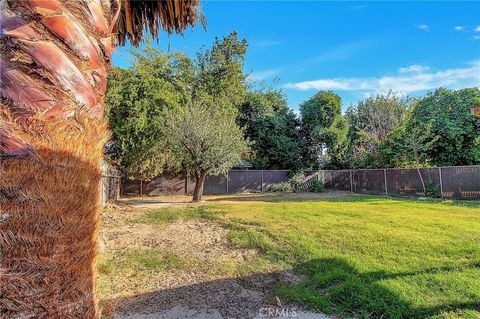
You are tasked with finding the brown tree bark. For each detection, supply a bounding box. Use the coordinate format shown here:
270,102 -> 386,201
1,1 -> 201,317
412,136 -> 426,195
1,1 -> 115,317
192,171 -> 207,202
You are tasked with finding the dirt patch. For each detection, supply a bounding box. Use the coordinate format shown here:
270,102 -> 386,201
100,199 -> 329,319
101,211 -> 257,262
116,195 -> 193,209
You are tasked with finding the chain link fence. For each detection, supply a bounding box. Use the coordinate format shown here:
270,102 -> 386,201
320,166 -> 480,200
121,166 -> 480,200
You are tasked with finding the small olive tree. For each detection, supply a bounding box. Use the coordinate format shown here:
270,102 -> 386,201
164,98 -> 250,202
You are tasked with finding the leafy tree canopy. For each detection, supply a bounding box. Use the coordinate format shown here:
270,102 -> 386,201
345,91 -> 409,168
247,109 -> 303,170
300,91 -> 348,169
237,88 -> 288,129
195,31 -> 248,109
380,88 -> 480,167
105,44 -> 192,180
163,97 -> 250,201
235,87 -> 302,170
105,33 -> 248,180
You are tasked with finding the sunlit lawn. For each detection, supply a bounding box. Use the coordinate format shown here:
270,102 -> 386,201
102,192 -> 480,319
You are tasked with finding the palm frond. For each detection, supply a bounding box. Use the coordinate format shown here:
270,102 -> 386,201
115,0 -> 206,46
0,116 -> 34,158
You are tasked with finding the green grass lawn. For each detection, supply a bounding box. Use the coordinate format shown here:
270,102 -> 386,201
138,192 -> 480,319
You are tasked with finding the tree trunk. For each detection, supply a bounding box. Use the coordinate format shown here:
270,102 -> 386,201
412,137 -> 426,195
192,171 -> 207,202
1,1 -> 115,317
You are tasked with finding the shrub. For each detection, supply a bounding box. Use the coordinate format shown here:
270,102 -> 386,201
416,179 -> 442,198
425,179 -> 441,198
290,172 -> 307,192
269,182 -> 293,192
309,180 -> 324,193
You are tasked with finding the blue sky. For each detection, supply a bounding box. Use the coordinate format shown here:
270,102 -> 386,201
112,1 -> 480,111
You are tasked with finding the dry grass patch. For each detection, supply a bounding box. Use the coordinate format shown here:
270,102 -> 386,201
98,205 -> 283,309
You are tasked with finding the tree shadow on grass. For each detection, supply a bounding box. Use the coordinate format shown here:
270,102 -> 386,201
279,258 -> 480,319
101,257 -> 479,319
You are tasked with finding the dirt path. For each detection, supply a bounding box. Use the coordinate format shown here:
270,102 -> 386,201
100,197 -> 330,319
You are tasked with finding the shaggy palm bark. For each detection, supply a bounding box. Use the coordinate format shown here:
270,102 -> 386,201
1,1 -> 115,317
0,0 -> 201,318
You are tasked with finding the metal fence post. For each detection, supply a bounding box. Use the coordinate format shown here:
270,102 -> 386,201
140,180 -> 143,196
226,171 -> 229,194
438,167 -> 444,198
350,170 -> 353,192
261,170 -> 264,193
384,169 -> 388,196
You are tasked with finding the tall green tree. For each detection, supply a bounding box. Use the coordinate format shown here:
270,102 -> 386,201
300,91 -> 348,168
106,32 -> 249,180
345,92 -> 409,168
164,98 -> 250,202
237,88 -> 288,129
247,109 -> 303,170
380,88 -> 480,167
236,88 -> 302,170
105,44 -> 193,180
195,31 -> 248,108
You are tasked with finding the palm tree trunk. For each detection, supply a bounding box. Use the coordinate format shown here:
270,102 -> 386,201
1,121 -> 109,318
1,1 -> 114,317
1,1 -> 201,317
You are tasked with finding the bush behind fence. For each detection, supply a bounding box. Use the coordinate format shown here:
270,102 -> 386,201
120,166 -> 480,200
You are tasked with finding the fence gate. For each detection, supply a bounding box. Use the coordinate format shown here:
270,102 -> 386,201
100,161 -> 121,204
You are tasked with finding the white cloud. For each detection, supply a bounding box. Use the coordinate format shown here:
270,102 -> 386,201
417,24 -> 429,31
398,65 -> 430,74
474,35 -> 480,40
475,26 -> 480,32
284,61 -> 480,94
247,68 -> 281,81
454,26 -> 464,31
